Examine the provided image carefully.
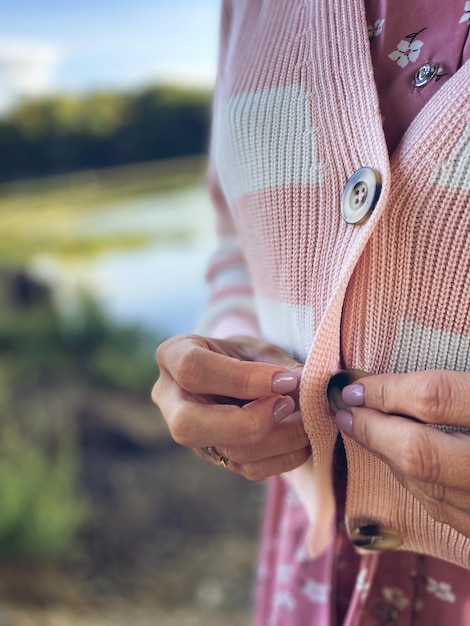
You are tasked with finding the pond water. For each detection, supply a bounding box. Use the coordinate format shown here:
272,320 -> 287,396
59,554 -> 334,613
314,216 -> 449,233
30,183 -> 217,338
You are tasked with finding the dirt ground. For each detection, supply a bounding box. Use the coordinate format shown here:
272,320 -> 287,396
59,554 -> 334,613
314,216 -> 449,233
0,392 -> 265,626
0,606 -> 252,626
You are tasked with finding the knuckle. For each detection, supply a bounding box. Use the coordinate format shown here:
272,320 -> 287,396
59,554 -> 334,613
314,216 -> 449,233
232,402 -> 269,444
356,415 -> 374,451
260,342 -> 283,362
155,337 -> 175,366
422,482 -> 447,505
151,378 -> 162,406
156,335 -> 203,388
283,450 -> 309,473
223,445 -> 246,464
415,482 -> 448,523
413,371 -> 452,422
235,368 -> 255,398
292,424 -> 309,448
155,342 -> 164,365
222,444 -> 235,461
240,449 -> 311,482
243,411 -> 268,443
173,346 -> 201,391
398,430 -> 440,483
169,407 -> 192,447
241,464 -> 265,482
379,380 -> 391,413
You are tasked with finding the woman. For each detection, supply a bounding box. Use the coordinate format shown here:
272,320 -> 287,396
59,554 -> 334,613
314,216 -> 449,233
153,1 -> 470,624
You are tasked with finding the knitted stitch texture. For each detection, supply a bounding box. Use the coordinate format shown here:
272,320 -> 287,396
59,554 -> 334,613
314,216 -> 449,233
202,0 -> 470,569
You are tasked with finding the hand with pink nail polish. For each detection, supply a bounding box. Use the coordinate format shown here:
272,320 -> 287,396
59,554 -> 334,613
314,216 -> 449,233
152,334 -> 310,480
336,370 -> 470,536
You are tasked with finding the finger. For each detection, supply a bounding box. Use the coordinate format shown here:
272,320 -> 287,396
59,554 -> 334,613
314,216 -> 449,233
381,453 -> 470,516
228,338 -> 303,405
228,447 -> 312,481
400,477 -> 470,536
222,335 -> 304,371
335,407 -> 470,491
157,335 -> 299,399
217,411 -> 309,463
346,370 -> 470,427
154,377 -> 296,448
403,477 -> 470,518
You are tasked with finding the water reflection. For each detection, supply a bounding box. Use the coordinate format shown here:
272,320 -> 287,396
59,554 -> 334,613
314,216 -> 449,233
30,183 -> 216,337
92,240 -> 213,337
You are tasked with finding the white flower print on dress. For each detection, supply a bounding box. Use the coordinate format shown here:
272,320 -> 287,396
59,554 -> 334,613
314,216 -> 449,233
286,488 -> 301,506
273,590 -> 297,611
302,578 -> 331,604
276,563 -> 293,584
460,1 -> 470,22
294,544 -> 309,563
368,18 -> 385,41
426,577 -> 456,603
382,587 -> 410,611
355,568 -> 370,602
413,598 -> 424,612
389,38 -> 424,67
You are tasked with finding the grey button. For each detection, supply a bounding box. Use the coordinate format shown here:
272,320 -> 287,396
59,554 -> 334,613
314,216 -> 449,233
350,524 -> 403,551
341,167 -> 382,224
413,62 -> 439,88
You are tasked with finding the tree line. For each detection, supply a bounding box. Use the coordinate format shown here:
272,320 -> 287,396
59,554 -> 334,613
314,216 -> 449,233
0,84 -> 212,183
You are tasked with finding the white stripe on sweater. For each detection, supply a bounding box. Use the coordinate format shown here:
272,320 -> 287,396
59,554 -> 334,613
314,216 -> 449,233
256,295 -> 316,362
215,85 -> 322,205
390,318 -> 470,373
431,123 -> 470,191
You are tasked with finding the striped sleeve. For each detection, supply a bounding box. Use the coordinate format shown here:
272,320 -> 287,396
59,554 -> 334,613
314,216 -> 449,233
197,164 -> 261,338
196,0 -> 260,339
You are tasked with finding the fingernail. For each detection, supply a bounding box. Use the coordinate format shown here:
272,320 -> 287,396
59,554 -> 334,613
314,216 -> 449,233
342,384 -> 365,407
273,396 -> 295,422
334,410 -> 354,436
272,372 -> 298,394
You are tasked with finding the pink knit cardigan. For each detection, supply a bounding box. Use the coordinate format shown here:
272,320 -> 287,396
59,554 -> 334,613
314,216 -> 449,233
202,0 -> 470,572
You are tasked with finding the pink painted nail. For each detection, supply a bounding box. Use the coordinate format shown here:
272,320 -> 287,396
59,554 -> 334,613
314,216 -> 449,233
334,410 -> 354,436
272,372 -> 298,394
273,396 -> 296,423
342,384 -> 365,407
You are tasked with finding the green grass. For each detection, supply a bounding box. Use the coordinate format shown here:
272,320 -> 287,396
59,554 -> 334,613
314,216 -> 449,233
0,421 -> 87,559
0,156 -> 207,263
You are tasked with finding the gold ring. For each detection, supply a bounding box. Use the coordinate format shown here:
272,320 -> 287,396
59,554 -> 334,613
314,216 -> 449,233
205,446 -> 229,467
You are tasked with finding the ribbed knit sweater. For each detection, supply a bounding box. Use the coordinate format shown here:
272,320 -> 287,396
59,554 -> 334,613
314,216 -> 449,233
202,0 -> 470,576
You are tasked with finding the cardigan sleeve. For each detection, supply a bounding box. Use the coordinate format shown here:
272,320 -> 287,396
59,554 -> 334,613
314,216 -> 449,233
196,0 -> 260,340
196,163 -> 261,339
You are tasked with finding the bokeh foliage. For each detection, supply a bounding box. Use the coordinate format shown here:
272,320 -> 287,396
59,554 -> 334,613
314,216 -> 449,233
0,84 -> 212,183
0,83 -> 204,569
0,283 -> 158,560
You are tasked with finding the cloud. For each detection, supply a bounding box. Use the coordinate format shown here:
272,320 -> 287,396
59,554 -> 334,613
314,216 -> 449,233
0,37 -> 63,111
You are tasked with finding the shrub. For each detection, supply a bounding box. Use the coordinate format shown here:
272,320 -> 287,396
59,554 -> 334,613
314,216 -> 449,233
0,284 -> 158,560
0,418 -> 87,559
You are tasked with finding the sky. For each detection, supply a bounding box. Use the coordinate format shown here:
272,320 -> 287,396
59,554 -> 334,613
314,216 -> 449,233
0,0 -> 221,111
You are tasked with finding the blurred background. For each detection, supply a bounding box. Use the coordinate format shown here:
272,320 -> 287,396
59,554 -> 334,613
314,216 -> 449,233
0,2 -> 264,624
